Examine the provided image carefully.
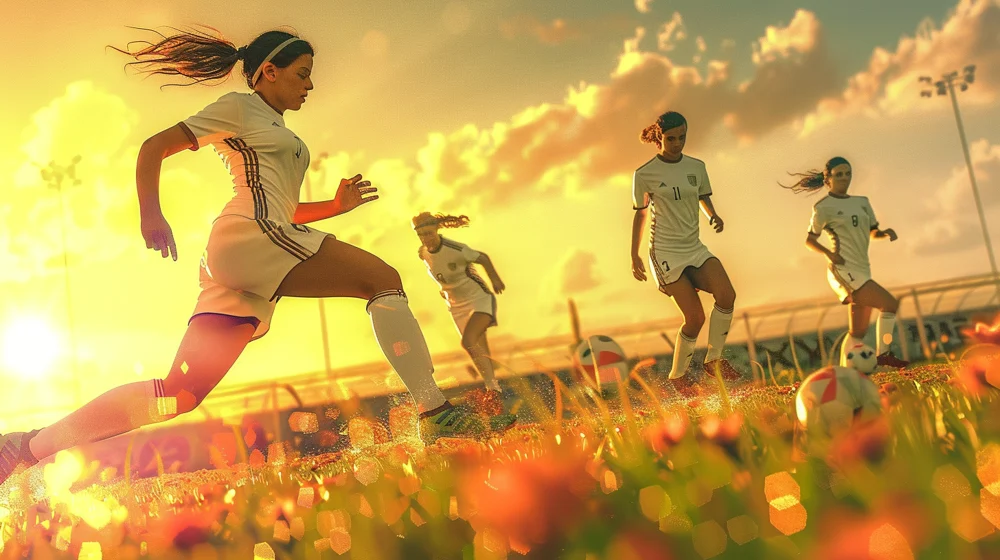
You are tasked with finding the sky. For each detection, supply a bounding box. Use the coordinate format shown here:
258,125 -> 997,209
0,0 -> 998,419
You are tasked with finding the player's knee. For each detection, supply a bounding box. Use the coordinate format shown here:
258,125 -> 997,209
716,288 -> 736,310
684,311 -> 706,332
361,264 -> 403,299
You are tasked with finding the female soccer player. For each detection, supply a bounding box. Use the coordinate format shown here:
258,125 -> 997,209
630,111 -> 741,394
783,156 -> 908,369
413,212 -> 505,393
0,28 -> 510,485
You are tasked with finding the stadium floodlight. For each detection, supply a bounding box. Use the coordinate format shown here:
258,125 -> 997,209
918,67 -> 999,296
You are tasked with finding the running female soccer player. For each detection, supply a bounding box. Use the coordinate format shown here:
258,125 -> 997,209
783,156 -> 908,369
630,111 -> 741,393
413,212 -> 505,393
0,28 -> 511,485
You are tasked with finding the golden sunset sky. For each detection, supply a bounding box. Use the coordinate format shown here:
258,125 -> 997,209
1,0 -> 998,421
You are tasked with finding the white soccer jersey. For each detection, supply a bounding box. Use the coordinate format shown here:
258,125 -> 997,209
180,92 -> 310,224
418,238 -> 492,305
632,154 -> 713,254
808,195 -> 879,273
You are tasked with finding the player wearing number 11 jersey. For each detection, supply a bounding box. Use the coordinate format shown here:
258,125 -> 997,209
630,111 -> 742,394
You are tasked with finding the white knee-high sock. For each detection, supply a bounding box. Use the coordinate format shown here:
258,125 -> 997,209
669,329 -> 698,380
840,334 -> 864,366
876,312 -> 897,355
367,290 -> 447,413
705,305 -> 734,363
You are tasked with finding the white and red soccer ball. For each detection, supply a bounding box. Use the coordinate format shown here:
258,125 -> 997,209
573,335 -> 627,388
795,365 -> 882,442
842,342 -> 878,374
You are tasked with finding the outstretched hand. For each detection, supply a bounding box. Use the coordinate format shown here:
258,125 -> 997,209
141,212 -> 177,261
334,174 -> 379,214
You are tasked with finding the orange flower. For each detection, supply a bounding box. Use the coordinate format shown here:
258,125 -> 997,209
461,453 -> 593,545
962,313 -> 1000,346
644,414 -> 689,454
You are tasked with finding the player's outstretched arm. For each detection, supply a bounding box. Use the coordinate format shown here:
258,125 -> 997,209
805,232 -> 843,265
474,253 -> 505,294
137,124 -> 196,261
631,209 -> 648,281
698,195 -> 724,233
294,174 -> 379,224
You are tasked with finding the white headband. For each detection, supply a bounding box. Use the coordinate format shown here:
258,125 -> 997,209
251,37 -> 303,86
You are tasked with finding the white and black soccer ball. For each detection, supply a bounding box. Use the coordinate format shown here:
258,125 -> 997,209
573,335 -> 627,387
795,365 -> 883,441
842,342 -> 878,374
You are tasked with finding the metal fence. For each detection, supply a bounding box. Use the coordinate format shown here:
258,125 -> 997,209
4,273 -> 998,431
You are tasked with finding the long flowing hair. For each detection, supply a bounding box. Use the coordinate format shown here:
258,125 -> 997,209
109,26 -> 313,88
411,212 -> 471,230
779,156 -> 851,194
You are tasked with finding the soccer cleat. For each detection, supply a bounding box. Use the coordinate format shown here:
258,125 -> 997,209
876,352 -> 909,369
419,403 -> 487,444
0,430 -> 39,487
668,376 -> 701,398
704,359 -> 743,382
488,413 -> 518,434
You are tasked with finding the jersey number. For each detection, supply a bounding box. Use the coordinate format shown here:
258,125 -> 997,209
672,187 -> 681,200
661,260 -> 670,272
847,272 -> 855,281
851,215 -> 859,227
435,273 -> 445,283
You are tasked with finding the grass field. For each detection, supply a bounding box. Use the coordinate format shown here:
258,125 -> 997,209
2,337 -> 1000,559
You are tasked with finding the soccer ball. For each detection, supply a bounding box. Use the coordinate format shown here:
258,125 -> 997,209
573,335 -> 627,387
795,365 -> 882,441
842,342 -> 878,374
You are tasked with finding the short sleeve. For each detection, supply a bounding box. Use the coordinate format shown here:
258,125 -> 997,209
461,244 -> 481,263
699,164 -> 713,196
179,93 -> 243,151
864,200 -> 879,230
632,170 -> 651,210
808,206 -> 825,236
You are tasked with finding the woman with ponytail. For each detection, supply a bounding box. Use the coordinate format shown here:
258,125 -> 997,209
412,212 -> 506,396
0,28 -> 508,483
631,111 -> 741,395
783,157 -> 908,369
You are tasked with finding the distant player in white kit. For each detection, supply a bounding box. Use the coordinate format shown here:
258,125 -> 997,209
630,111 -> 741,394
0,27 -> 512,485
413,212 -> 505,394
782,156 -> 909,369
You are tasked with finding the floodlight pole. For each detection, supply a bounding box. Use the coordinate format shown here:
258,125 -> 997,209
921,67 -> 999,300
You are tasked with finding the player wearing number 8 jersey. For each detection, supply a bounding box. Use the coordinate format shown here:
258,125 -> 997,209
783,156 -> 909,369
630,111 -> 742,394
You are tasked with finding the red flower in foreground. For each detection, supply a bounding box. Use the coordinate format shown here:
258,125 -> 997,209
644,414 -> 689,454
963,314 -> 1000,346
827,416 -> 891,467
951,354 -> 1000,395
462,453 -> 593,545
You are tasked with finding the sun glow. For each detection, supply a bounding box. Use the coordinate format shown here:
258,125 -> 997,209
1,316 -> 64,380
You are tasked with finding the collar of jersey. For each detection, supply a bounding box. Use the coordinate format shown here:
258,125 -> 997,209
250,92 -> 286,125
